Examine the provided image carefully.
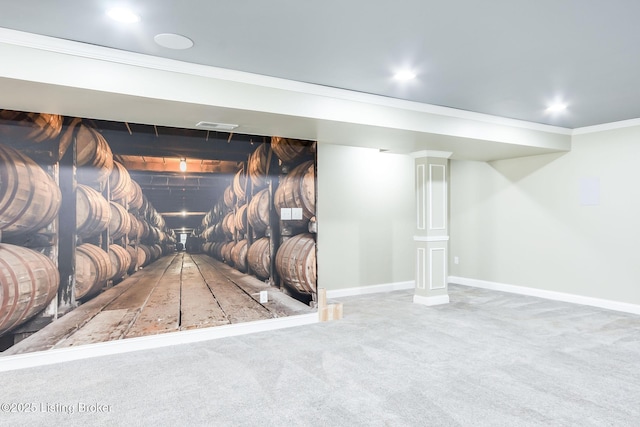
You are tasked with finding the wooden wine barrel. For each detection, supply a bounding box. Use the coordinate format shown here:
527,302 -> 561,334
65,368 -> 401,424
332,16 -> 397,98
125,245 -> 138,274
233,169 -> 247,202
0,243 -> 59,336
149,244 -> 162,262
137,244 -> 152,267
274,160 -> 315,224
214,222 -> 225,240
276,233 -> 316,294
108,244 -> 131,280
231,239 -> 249,272
0,110 -> 63,143
202,242 -> 215,256
139,195 -> 150,218
212,200 -> 224,219
75,123 -> 114,184
223,185 -> 236,209
75,243 -> 111,300
108,201 -> 130,240
138,219 -> 150,240
247,237 -> 271,280
202,210 -> 215,228
149,209 -> 165,228
127,213 -> 140,240
235,204 -> 248,234
212,242 -> 221,256
222,212 -> 236,238
149,227 -> 165,243
157,216 -> 166,230
247,188 -> 270,236
0,143 -> 62,236
212,241 -> 226,260
109,161 -> 132,202
127,180 -> 144,211
221,241 -> 235,265
76,184 -> 111,238
271,137 -> 313,163
147,225 -> 158,242
248,143 -> 269,188
202,226 -> 215,242
206,241 -> 216,257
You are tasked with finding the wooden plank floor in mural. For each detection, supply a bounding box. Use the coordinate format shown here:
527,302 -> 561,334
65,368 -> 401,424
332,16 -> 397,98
4,253 -> 314,355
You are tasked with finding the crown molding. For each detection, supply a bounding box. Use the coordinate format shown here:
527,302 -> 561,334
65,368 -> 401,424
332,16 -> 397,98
410,150 -> 453,159
572,117 -> 640,136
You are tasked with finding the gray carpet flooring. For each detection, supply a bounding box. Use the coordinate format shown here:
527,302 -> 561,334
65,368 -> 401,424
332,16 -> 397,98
1,284 -> 640,426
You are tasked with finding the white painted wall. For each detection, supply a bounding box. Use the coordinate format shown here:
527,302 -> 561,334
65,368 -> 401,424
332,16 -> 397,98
317,144 -> 414,290
450,125 -> 640,304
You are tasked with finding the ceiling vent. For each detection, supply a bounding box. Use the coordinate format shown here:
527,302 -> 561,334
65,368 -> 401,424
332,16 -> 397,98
195,121 -> 239,131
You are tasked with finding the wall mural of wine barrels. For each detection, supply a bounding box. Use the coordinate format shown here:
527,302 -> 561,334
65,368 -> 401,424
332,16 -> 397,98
0,109 -> 317,355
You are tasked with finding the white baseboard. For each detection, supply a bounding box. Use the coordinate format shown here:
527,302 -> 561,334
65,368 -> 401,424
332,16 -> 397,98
413,294 -> 450,306
449,276 -> 640,315
0,313 -> 318,372
326,281 -> 415,299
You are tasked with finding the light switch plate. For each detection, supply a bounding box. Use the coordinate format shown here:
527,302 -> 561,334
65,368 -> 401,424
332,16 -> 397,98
280,208 -> 292,220
291,208 -> 303,220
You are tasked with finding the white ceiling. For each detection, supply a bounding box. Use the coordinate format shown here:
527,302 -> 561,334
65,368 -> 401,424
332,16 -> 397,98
0,0 -> 639,129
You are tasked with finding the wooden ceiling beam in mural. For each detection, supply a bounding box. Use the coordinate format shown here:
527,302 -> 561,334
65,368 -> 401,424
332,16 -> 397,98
98,125 -> 261,163
118,155 -> 240,174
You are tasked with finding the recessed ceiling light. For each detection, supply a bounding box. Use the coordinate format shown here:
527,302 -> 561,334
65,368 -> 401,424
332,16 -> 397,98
394,70 -> 417,81
546,102 -> 568,113
154,33 -> 194,50
107,7 -> 140,23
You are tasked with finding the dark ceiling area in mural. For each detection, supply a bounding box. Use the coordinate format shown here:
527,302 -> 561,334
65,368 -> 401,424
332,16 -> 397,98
94,119 -> 269,232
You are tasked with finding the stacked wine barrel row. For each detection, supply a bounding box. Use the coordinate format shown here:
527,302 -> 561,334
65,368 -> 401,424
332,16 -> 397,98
107,158 -> 175,267
199,148 -> 272,274
247,143 -> 270,189
272,154 -> 317,295
74,186 -> 113,300
199,184 -> 236,265
75,177 -> 173,300
199,149 -> 262,273
274,160 -> 316,228
0,110 -> 63,144
200,138 -> 317,296
0,137 -> 62,335
1,115 -> 172,303
0,112 -> 176,337
69,120 -> 116,300
120,181 -> 173,272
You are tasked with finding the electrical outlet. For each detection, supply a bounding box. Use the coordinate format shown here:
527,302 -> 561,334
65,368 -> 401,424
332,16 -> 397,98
259,291 -> 268,303
454,256 -> 459,265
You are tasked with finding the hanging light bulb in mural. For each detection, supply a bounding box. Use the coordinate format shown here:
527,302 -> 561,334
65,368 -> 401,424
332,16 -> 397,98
179,158 -> 187,172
